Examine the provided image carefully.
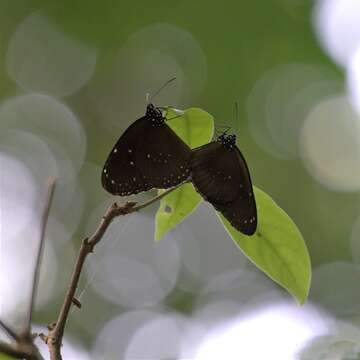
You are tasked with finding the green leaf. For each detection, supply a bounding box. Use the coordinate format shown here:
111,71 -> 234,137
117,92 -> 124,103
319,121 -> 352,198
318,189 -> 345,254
154,107 -> 214,241
165,107 -> 214,148
155,183 -> 202,241
217,186 -> 311,304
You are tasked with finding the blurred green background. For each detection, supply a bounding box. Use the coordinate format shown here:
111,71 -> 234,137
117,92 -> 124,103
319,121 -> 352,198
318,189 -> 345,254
2,0 -> 360,359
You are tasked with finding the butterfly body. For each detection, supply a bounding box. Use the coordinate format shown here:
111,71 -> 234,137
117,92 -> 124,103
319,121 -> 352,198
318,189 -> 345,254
102,103 -> 191,196
190,133 -> 257,235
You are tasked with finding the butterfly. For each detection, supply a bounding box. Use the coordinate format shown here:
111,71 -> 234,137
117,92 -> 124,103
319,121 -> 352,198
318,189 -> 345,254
190,132 -> 257,235
101,103 -> 192,196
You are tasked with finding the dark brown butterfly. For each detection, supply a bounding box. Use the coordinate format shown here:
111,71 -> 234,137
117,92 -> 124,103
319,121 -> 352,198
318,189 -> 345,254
102,103 -> 191,196
190,133 -> 257,235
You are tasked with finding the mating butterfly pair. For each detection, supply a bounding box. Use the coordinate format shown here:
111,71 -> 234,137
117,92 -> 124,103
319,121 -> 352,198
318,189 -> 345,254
101,103 -> 257,235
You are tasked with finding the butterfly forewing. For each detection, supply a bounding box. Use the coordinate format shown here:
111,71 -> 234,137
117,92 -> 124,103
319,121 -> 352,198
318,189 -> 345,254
190,143 -> 247,204
102,116 -> 150,195
102,105 -> 192,196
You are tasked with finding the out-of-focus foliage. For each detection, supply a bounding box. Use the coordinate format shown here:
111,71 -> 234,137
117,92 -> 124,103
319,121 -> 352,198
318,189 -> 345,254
0,353 -> 12,360
2,0 -> 360,358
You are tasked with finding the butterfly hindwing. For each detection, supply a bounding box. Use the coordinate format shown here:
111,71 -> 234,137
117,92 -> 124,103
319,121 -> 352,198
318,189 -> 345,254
214,198 -> 257,235
190,143 -> 247,204
212,149 -> 257,235
136,124 -> 191,189
190,136 -> 257,235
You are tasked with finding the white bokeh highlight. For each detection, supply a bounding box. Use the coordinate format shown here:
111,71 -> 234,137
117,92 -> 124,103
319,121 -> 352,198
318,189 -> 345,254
347,48 -> 360,116
84,202 -> 180,308
199,268 -> 283,312
300,95 -> 360,191
194,303 -> 329,360
124,313 -> 205,360
173,203 -> 248,292
313,0 -> 360,67
92,309 -> 162,359
0,152 -> 37,243
0,129 -> 84,237
193,270 -> 285,336
126,23 -> 207,103
0,94 -> 86,175
1,222 -> 58,329
6,10 -> 97,97
310,261 -> 360,316
87,22 -> 206,131
247,63 -> 340,158
298,320 -> 360,359
0,130 -> 60,183
314,1 -> 360,125
0,151 -> 73,328
87,46 -> 185,130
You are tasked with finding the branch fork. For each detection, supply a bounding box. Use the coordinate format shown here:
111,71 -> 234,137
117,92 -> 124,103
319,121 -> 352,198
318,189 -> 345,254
44,186 -> 177,360
0,180 -> 179,360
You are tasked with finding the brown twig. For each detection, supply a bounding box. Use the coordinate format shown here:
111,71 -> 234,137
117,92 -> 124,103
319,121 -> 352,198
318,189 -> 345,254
0,340 -> 39,360
0,178 -> 56,360
45,186 -> 180,360
24,177 -> 57,335
0,320 -> 19,342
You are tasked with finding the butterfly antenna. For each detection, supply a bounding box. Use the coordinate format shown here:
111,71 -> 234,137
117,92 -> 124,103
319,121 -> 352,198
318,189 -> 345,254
145,93 -> 150,104
149,77 -> 176,102
215,124 -> 231,135
167,114 -> 182,121
235,101 -> 239,136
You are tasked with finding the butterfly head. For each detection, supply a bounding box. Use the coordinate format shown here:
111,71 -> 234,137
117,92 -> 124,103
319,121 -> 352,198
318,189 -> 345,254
146,103 -> 164,126
218,133 -> 236,150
